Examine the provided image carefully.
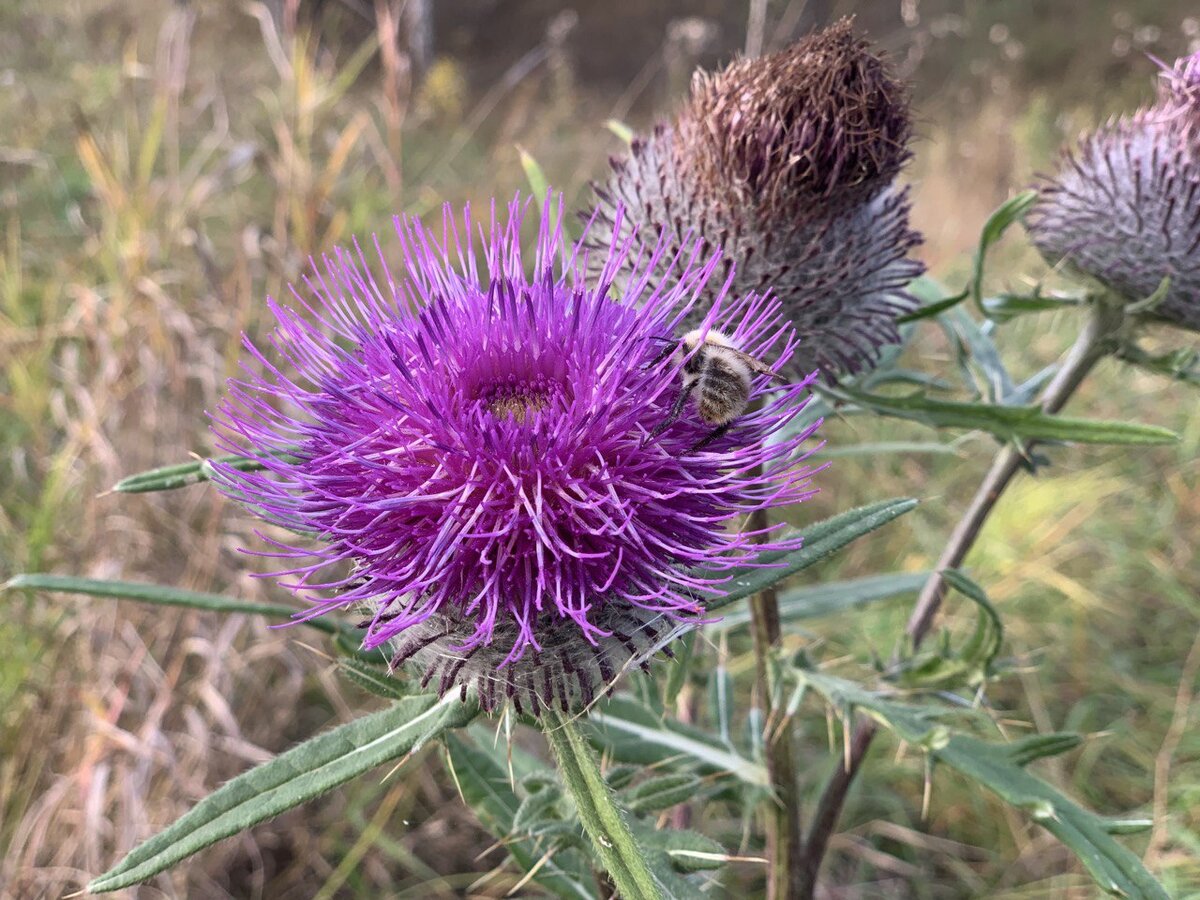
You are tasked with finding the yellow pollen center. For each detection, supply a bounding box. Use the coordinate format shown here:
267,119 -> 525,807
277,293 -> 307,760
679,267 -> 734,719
483,382 -> 554,422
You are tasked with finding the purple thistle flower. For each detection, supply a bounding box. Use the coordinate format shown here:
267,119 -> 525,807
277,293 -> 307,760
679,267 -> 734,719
1027,51 -> 1200,332
588,19 -> 925,378
212,197 -> 822,712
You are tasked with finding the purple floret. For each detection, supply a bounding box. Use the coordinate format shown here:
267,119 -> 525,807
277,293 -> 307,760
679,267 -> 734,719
212,196 -> 822,710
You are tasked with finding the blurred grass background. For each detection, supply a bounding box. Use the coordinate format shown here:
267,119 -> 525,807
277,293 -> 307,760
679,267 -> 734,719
1,0 -> 1197,897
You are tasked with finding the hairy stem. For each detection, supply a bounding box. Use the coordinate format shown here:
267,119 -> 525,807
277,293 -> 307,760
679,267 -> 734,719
747,505 -> 805,900
796,299 -> 1125,896
543,709 -> 663,900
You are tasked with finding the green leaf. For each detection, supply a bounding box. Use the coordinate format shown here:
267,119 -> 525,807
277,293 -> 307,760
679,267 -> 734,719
1005,732 -> 1083,767
982,292 -> 1076,322
604,118 -> 634,145
714,571 -> 929,632
446,729 -> 597,900
4,574 -> 340,636
621,773 -> 702,815
338,658 -> 408,700
706,498 -> 919,612
637,828 -> 729,873
894,570 -> 1003,690
973,190 -> 1038,316
794,669 -> 954,751
817,440 -> 963,459
1118,343 -> 1200,388
833,387 -> 1178,445
937,736 -> 1167,898
1126,275 -> 1172,315
542,709 -> 666,900
588,696 -> 769,787
796,670 -> 1167,898
517,144 -> 549,200
89,693 -> 478,892
111,452 -> 294,493
896,286 -> 970,323
662,630 -> 696,709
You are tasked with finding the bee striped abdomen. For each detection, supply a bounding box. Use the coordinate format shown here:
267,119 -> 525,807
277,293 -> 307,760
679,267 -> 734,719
696,358 -> 751,425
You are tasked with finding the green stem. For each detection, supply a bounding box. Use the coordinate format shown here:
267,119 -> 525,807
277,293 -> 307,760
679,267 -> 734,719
747,508 -> 804,900
543,709 -> 663,900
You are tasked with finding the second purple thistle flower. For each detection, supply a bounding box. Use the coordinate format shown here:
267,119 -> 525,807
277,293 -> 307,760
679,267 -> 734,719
212,197 -> 823,712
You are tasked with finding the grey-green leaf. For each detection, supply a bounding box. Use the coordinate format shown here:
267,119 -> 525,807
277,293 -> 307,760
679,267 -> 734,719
588,696 -> 768,787
446,729 -> 598,900
706,498 -> 919,611
4,573 -> 340,635
112,452 -> 291,493
89,693 -> 478,892
833,387 -> 1177,445
974,190 -> 1038,315
621,773 -> 702,815
338,658 -> 409,700
797,670 -> 1166,898
714,571 -> 929,632
937,736 -> 1167,898
517,144 -> 549,200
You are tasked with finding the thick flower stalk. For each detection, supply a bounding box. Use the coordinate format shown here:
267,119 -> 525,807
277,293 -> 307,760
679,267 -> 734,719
1028,50 -> 1200,332
212,197 -> 821,713
589,18 -> 924,378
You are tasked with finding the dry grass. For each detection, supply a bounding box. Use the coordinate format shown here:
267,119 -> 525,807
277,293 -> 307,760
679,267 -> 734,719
1,1 -> 1198,897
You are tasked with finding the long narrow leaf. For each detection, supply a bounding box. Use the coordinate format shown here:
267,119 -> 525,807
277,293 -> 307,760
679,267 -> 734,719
714,571 -> 929,631
89,693 -> 478,892
4,574 -> 340,635
706,498 -> 918,611
111,453 -> 281,493
588,696 -> 769,787
834,388 -> 1177,445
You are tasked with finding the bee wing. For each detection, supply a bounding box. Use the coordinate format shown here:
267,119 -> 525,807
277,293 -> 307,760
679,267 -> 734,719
734,351 -> 785,382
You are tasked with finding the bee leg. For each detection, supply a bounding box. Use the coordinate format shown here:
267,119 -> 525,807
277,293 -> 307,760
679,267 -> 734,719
641,339 -> 679,371
646,384 -> 693,442
688,422 -> 732,453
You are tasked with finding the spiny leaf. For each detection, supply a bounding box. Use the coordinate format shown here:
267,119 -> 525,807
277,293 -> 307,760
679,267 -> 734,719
588,696 -> 768,787
111,451 -> 296,493
894,569 -> 1003,690
796,670 -> 1167,898
621,773 -> 702,815
89,694 -> 478,892
833,387 -> 1178,445
446,729 -> 598,900
973,190 -> 1038,316
338,658 -> 408,700
936,736 -> 1167,898
714,571 -> 929,632
896,286 -> 970,323
5,574 -> 337,635
706,498 -> 919,611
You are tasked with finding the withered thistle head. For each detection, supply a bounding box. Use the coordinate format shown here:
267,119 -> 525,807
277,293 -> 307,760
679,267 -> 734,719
1027,51 -> 1200,332
684,18 -> 911,211
589,18 -> 924,378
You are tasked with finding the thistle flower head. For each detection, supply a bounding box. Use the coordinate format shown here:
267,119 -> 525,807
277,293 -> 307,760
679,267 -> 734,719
1027,51 -> 1200,332
589,18 -> 924,378
212,197 -> 822,713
